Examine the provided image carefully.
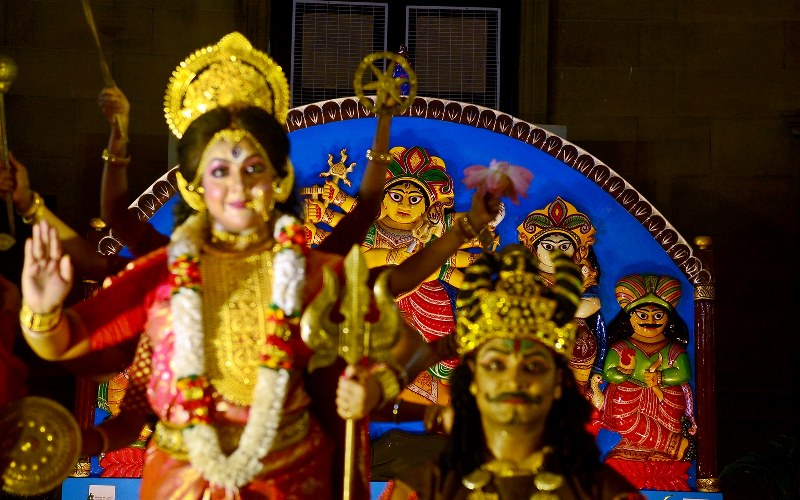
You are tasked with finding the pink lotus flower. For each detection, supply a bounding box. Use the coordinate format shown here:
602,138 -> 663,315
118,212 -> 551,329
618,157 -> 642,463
462,159 -> 533,205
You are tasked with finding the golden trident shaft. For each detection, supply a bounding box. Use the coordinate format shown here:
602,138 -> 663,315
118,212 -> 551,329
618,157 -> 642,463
301,244 -> 402,500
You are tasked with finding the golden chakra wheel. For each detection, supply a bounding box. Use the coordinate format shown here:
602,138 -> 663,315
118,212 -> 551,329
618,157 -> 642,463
353,51 -> 417,116
0,396 -> 81,496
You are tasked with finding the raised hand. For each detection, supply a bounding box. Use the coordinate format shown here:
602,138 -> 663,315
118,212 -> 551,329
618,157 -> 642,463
98,86 -> 130,141
21,220 -> 73,314
466,191 -> 502,230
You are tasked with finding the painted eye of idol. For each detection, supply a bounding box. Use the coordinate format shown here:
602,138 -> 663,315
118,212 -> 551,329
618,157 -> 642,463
387,189 -> 424,205
538,234 -> 575,254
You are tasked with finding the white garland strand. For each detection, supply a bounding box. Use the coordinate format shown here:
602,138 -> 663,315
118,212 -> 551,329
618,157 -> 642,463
167,212 -> 306,492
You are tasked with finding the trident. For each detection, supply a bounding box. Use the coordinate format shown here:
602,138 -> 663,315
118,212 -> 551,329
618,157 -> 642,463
300,244 -> 402,499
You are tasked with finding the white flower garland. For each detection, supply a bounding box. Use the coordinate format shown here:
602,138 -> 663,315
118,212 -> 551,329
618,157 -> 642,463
168,213 -> 306,492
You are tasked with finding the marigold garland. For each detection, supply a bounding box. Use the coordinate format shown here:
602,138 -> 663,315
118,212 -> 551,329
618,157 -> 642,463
166,212 -> 307,492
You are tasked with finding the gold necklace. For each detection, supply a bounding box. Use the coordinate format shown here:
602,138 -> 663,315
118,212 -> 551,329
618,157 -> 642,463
201,245 -> 273,406
463,448 -> 564,500
210,225 -> 270,249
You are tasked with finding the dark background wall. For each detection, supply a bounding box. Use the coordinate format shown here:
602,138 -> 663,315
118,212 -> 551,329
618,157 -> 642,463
0,0 -> 797,491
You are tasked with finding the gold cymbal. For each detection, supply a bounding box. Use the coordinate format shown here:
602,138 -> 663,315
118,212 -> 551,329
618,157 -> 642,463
0,396 -> 81,496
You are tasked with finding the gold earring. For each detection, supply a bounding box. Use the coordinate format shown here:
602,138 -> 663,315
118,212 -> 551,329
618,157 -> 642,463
272,160 -> 294,203
469,383 -> 478,396
554,386 -> 562,400
176,171 -> 206,212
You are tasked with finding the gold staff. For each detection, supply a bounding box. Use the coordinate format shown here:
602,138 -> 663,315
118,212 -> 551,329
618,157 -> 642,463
0,54 -> 17,252
80,0 -> 127,142
301,245 -> 402,499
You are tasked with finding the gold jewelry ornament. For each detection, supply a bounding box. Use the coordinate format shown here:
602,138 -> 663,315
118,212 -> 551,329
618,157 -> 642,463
469,383 -> 478,396
365,149 -> 393,164
273,159 -> 295,203
164,32 -> 290,139
369,363 -> 402,407
101,148 -> 131,168
18,191 -> 43,225
175,171 -> 206,212
210,226 -> 270,248
19,301 -> 62,333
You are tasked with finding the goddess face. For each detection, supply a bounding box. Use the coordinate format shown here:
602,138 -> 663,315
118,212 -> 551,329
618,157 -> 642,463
201,133 -> 276,234
470,337 -> 559,428
382,182 -> 427,225
629,304 -> 669,341
534,233 -> 576,270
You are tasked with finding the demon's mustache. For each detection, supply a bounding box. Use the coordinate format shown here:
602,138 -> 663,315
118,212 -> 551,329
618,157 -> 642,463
637,323 -> 664,328
485,392 -> 542,404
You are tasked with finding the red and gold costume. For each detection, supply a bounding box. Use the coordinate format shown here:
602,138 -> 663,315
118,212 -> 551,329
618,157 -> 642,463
75,245 -> 368,499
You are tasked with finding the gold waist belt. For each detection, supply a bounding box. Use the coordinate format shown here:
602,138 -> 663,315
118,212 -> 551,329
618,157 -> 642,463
155,410 -> 311,461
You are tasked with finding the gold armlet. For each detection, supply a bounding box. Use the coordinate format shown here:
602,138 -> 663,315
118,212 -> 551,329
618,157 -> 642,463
370,363 -> 402,407
102,148 -> 131,168
333,190 -> 347,205
321,208 -> 335,225
457,216 -> 480,242
19,191 -> 44,225
366,149 -> 393,164
19,301 -> 63,333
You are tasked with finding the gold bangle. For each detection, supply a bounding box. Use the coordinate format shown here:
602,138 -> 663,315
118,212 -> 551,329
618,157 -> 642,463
370,363 -> 402,407
19,191 -> 44,224
458,216 -> 479,242
366,149 -> 393,164
102,148 -> 131,168
19,301 -> 63,333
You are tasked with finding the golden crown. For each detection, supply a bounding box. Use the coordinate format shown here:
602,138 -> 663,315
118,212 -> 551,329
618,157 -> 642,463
455,245 -> 579,357
164,32 -> 290,139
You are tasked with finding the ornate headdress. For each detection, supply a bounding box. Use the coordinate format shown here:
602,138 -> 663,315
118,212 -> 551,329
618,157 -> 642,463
164,32 -> 290,139
163,32 -> 293,211
615,274 -> 682,314
517,197 -> 596,253
385,146 -> 454,209
455,244 -> 583,357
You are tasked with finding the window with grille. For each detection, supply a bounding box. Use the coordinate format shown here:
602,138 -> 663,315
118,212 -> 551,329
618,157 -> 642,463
290,1 -> 504,110
406,6 -> 500,109
291,1 -> 388,106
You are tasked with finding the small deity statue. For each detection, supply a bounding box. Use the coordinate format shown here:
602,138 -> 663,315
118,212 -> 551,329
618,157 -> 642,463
304,145 -> 501,405
600,274 -> 697,489
517,197 -> 607,406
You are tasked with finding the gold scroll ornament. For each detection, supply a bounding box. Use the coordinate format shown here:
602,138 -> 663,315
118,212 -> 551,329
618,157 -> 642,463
0,396 -> 81,496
